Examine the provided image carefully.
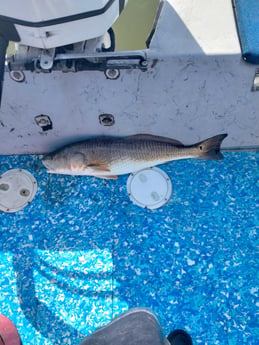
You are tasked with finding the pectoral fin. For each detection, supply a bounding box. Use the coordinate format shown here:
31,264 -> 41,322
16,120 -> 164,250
87,163 -> 111,173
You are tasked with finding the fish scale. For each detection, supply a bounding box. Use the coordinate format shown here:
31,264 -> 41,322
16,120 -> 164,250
90,139 -> 180,162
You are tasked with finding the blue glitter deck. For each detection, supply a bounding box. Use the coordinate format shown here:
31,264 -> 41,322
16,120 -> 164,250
0,152 -> 258,345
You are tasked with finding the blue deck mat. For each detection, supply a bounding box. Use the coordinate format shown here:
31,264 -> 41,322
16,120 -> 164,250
0,152 -> 258,345
233,0 -> 259,64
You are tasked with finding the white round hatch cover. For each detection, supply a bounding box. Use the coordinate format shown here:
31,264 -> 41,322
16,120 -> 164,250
0,169 -> 38,213
127,167 -> 173,209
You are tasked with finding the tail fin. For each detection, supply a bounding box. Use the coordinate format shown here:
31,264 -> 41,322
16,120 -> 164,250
196,133 -> 228,160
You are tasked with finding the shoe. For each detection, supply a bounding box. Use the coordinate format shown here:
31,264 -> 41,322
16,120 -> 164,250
167,329 -> 193,345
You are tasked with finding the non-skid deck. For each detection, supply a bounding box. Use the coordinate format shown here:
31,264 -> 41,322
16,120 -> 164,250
0,152 -> 258,345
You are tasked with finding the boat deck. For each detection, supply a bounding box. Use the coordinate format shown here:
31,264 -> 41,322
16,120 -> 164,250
0,152 -> 258,344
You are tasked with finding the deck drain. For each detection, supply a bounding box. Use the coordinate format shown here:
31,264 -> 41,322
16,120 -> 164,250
127,167 -> 173,210
0,169 -> 38,213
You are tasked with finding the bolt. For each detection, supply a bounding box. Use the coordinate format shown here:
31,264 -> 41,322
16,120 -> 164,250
38,118 -> 48,126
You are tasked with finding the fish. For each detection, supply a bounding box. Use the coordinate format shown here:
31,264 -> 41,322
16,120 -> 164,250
42,133 -> 228,179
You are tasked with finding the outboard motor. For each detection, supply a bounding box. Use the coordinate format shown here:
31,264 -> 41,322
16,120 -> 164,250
0,0 -> 128,104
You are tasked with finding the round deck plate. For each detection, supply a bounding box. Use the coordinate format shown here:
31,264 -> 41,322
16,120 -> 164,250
127,167 -> 173,209
0,169 -> 37,213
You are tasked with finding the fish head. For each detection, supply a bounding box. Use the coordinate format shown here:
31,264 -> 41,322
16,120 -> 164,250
42,153 -> 65,173
42,149 -> 88,174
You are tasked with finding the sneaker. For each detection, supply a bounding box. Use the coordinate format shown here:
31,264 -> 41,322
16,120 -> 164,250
167,329 -> 193,345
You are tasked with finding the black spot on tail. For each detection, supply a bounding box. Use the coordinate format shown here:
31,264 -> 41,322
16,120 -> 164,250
196,134 -> 228,160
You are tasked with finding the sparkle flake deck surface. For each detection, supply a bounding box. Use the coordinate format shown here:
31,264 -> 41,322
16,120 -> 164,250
0,152 -> 258,345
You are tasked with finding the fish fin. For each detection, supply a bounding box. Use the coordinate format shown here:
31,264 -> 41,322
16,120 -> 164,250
195,133 -> 228,160
125,134 -> 184,146
87,163 -> 111,173
96,175 -> 118,180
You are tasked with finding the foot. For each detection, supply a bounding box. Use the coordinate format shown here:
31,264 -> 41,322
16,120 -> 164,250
167,329 -> 193,345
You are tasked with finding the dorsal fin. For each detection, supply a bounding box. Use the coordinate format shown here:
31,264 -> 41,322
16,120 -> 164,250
125,134 -> 184,146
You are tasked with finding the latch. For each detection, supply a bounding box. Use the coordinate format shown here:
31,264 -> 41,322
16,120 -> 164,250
252,70 -> 259,91
40,48 -> 55,70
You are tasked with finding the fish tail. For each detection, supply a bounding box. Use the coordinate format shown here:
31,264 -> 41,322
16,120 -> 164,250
195,133 -> 228,160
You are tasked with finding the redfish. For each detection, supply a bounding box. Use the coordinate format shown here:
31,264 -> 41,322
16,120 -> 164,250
42,133 -> 228,179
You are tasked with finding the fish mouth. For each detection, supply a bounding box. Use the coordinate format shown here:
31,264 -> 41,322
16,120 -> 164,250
42,156 -> 53,170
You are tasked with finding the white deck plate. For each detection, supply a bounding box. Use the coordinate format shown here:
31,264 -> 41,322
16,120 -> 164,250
0,169 -> 38,213
127,167 -> 173,209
